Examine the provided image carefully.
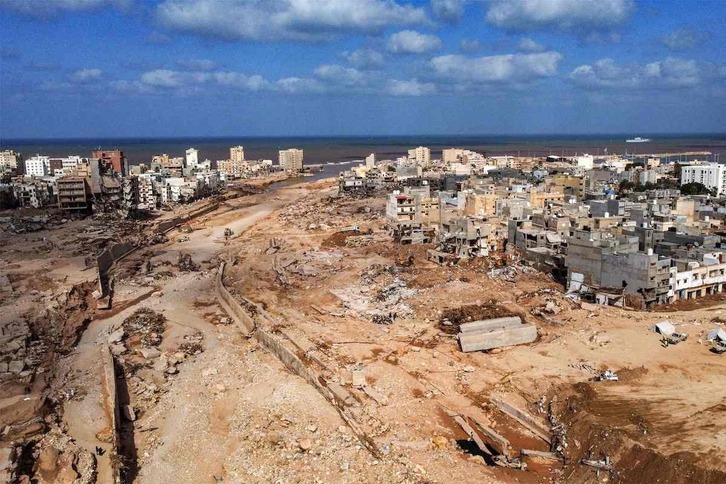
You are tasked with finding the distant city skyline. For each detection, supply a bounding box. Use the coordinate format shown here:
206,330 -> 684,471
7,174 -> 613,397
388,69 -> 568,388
1,0 -> 725,138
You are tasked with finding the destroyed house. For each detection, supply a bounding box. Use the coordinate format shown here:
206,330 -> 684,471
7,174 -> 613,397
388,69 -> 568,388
438,217 -> 500,258
566,230 -> 674,307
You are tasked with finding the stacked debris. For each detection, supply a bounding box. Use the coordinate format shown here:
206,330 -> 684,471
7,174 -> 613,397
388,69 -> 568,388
177,253 -> 199,272
0,320 -> 47,380
278,194 -> 382,231
123,308 -> 166,344
331,277 -> 417,324
112,309 -> 204,413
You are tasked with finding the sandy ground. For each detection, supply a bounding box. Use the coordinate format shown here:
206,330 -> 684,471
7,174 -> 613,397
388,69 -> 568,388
2,178 -> 725,483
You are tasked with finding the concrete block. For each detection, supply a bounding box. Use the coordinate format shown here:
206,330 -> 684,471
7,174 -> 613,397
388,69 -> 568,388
459,324 -> 537,352
459,316 -> 522,334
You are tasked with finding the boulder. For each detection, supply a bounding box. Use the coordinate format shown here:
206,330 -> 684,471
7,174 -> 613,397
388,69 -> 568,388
139,347 -> 161,359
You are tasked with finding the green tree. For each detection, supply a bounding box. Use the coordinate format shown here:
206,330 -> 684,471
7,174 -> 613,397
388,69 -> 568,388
680,182 -> 713,196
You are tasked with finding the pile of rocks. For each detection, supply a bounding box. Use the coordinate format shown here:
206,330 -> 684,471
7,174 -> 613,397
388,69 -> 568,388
0,320 -> 47,380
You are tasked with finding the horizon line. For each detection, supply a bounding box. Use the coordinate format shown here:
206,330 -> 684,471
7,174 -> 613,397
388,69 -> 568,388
2,131 -> 725,144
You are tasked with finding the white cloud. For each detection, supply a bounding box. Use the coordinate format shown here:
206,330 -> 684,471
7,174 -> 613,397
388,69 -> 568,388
176,59 -> 217,71
662,28 -> 710,51
387,30 -> 442,54
486,0 -> 633,34
0,0 -> 130,17
274,77 -> 326,94
342,48 -> 384,70
210,72 -> 269,90
156,0 -> 429,42
518,38 -> 544,53
386,79 -> 436,96
431,0 -> 465,22
430,51 -> 562,83
314,65 -> 367,87
70,68 -> 103,82
109,80 -> 155,94
569,57 -> 702,89
140,69 -> 184,88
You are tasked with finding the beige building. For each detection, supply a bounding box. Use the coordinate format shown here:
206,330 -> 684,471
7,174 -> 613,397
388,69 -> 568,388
0,150 -> 21,171
218,159 -> 247,178
408,146 -> 430,166
279,148 -> 304,172
230,145 -> 245,163
464,192 -> 499,217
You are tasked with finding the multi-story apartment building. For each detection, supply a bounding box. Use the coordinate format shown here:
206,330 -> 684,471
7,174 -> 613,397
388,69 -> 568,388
24,156 -> 50,177
680,162 -> 725,195
0,150 -> 22,173
185,148 -> 199,170
279,148 -> 304,172
230,145 -> 245,163
12,179 -> 55,208
93,149 -> 127,176
408,146 -> 431,166
57,177 -> 92,213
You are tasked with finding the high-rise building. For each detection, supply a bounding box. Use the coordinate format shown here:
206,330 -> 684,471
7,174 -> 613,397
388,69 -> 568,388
230,145 -> 245,163
92,149 -> 127,176
279,148 -> 304,172
408,146 -> 431,166
365,153 -> 376,168
186,148 -> 199,169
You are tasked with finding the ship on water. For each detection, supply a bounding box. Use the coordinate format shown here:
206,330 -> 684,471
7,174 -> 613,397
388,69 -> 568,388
626,136 -> 651,143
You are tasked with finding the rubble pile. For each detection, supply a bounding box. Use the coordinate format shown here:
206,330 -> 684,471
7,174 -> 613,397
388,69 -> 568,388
331,274 -> 417,324
177,253 -> 199,272
278,194 -> 382,231
7,426 -> 97,484
0,320 -> 47,380
112,308 -> 204,409
120,308 -> 167,349
439,301 -> 521,334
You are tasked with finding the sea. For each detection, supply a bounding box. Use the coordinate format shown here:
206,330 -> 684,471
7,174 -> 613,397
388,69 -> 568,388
2,134 -> 724,181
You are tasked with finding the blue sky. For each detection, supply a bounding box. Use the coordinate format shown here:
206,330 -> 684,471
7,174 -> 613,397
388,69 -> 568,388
1,0 -> 724,138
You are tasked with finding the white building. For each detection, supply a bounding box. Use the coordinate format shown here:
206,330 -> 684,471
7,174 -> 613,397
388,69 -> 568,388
230,146 -> 245,163
408,146 -> 430,166
185,148 -> 199,169
573,154 -> 594,170
365,153 -> 376,168
680,162 -> 725,195
279,148 -> 304,172
24,156 -> 50,177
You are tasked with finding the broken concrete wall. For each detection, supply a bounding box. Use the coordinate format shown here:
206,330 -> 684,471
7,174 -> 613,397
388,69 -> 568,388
100,344 -> 122,483
109,242 -> 135,261
216,261 -> 382,458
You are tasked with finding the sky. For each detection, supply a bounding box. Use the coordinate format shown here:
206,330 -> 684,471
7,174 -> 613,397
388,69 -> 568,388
0,0 -> 725,139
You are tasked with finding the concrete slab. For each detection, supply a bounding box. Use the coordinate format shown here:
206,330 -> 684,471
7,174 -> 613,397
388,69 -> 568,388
459,324 -> 537,352
459,316 -> 523,334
